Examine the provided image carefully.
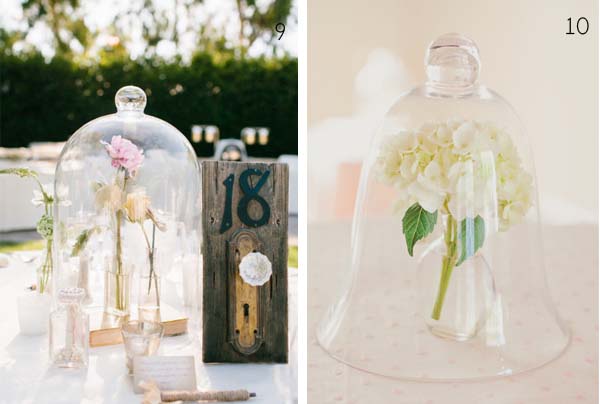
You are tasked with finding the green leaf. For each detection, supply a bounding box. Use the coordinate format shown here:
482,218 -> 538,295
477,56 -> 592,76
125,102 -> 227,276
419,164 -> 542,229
456,216 -> 485,266
402,203 -> 438,256
0,168 -> 39,179
70,226 -> 102,257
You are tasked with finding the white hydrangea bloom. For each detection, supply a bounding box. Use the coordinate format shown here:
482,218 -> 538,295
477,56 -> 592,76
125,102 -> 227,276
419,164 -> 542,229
376,120 -> 532,230
452,121 -> 479,153
239,252 -> 273,286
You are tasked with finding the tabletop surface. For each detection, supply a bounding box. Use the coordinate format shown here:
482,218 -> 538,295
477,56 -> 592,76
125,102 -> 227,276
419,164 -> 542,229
0,256 -> 297,404
308,222 -> 598,404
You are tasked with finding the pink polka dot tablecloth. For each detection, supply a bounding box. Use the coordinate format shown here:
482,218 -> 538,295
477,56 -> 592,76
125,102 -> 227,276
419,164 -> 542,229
308,222 -> 598,404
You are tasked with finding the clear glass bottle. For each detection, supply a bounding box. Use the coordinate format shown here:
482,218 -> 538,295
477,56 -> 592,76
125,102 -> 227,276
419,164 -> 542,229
50,287 -> 89,368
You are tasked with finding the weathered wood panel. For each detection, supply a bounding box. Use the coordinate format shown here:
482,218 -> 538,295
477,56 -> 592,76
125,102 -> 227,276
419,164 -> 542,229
202,161 -> 288,363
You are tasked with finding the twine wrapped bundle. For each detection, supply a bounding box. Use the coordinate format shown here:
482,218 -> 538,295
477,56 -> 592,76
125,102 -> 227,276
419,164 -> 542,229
140,381 -> 256,403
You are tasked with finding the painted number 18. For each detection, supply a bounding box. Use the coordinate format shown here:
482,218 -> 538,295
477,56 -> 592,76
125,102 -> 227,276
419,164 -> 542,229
220,168 -> 271,233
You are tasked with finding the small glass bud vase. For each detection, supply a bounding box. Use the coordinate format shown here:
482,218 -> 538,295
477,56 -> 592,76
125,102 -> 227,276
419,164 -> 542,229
417,228 -> 496,341
138,247 -> 162,323
104,266 -> 132,319
138,277 -> 161,323
103,211 -> 133,319
50,288 -> 89,368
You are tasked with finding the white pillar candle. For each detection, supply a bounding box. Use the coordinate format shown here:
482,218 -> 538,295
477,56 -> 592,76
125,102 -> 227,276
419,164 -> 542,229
191,125 -> 202,143
258,127 -> 269,145
205,126 -> 219,143
241,127 -> 256,145
17,292 -> 52,335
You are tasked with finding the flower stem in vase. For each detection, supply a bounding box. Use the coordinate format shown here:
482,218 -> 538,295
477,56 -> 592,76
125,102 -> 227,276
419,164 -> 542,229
40,240 -> 53,294
149,225 -> 160,308
114,172 -> 128,312
431,214 -> 458,320
115,209 -> 123,310
140,223 -> 160,319
100,136 -> 144,319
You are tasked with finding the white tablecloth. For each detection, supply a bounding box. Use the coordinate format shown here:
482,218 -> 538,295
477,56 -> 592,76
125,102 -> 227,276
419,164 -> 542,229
0,257 -> 297,404
308,222 -> 598,404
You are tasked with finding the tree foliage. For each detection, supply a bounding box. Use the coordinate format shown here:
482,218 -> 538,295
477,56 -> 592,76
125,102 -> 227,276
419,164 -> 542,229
21,0 -> 94,57
235,0 -> 294,56
0,51 -> 298,158
5,0 -> 295,60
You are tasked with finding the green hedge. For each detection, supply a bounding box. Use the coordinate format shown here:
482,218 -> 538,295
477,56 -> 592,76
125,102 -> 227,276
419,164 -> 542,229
0,53 -> 297,157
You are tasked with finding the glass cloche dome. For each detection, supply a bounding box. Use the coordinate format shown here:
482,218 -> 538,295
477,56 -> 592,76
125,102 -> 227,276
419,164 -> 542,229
317,34 -> 569,381
53,86 -> 201,326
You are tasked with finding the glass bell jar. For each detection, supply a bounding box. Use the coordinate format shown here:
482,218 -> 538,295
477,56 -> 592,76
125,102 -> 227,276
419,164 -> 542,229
317,34 -> 569,381
53,86 -> 201,327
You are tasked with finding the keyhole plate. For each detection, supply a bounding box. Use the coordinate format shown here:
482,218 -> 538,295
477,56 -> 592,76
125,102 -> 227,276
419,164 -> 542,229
228,229 -> 264,355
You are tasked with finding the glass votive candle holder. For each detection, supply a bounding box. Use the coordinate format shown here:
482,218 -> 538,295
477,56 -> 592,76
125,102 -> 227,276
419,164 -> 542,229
120,320 -> 164,373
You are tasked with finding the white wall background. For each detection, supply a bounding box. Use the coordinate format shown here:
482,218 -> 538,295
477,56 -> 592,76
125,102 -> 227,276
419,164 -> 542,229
308,0 -> 598,224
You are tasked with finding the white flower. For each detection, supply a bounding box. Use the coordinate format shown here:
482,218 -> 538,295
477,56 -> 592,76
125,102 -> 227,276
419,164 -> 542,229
375,138 -> 403,184
31,183 -> 71,207
392,189 -> 414,216
123,189 -> 151,222
398,153 -> 419,183
408,181 -> 444,213
446,118 -> 464,131
421,160 -> 447,191
416,125 -> 439,153
452,121 -> 479,153
427,123 -> 453,147
31,188 -> 46,207
405,161 -> 446,212
55,184 -> 72,207
492,129 -> 518,160
239,252 -> 272,286
376,119 -> 532,231
500,201 -> 528,230
395,131 -> 419,152
447,165 -> 476,221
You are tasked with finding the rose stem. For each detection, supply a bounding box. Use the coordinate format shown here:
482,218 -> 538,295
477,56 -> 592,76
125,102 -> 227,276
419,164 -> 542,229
115,171 -> 127,311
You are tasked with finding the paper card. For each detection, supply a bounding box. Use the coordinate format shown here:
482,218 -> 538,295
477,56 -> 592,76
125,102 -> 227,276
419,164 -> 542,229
133,356 -> 197,394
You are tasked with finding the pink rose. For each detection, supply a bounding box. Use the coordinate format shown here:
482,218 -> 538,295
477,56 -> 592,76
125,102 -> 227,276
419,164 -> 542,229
101,136 -> 144,176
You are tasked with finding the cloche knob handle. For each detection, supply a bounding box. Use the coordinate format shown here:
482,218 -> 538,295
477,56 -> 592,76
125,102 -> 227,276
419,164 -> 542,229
115,85 -> 147,113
